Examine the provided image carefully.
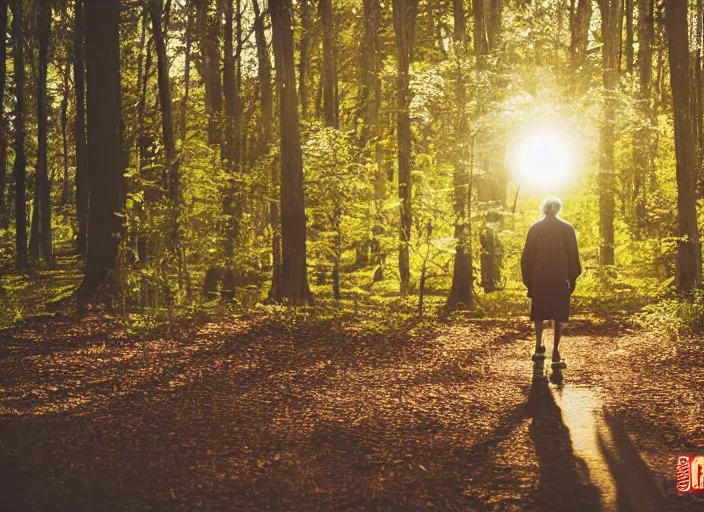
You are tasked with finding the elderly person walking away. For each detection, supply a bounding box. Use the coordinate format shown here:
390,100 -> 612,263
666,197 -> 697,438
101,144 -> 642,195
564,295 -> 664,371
520,197 -> 582,367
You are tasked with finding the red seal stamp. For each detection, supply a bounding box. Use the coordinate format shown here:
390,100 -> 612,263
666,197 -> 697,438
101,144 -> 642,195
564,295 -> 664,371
677,454 -> 704,494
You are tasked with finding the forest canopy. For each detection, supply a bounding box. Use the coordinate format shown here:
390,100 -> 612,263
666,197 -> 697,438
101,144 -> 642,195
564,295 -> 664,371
0,0 -> 703,333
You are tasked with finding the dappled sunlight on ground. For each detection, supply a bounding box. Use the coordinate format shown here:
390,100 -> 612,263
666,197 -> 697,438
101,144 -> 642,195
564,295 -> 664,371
0,314 -> 702,510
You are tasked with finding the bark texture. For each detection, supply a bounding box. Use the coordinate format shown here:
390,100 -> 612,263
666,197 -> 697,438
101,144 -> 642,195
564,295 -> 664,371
79,0 -> 125,298
392,0 -> 419,297
665,0 -> 702,290
271,0 -> 312,304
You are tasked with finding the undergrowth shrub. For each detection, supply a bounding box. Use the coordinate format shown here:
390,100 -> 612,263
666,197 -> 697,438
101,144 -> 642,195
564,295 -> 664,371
636,290 -> 704,339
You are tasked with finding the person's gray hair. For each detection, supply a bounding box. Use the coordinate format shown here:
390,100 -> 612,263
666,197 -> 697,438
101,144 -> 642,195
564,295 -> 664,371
540,196 -> 562,216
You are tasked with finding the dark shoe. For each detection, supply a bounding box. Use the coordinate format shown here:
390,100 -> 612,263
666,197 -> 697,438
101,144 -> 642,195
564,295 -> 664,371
551,351 -> 566,369
532,346 -> 546,361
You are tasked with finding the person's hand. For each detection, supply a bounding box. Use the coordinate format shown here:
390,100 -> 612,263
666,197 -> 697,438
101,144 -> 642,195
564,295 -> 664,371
527,288 -> 532,299
569,280 -> 576,295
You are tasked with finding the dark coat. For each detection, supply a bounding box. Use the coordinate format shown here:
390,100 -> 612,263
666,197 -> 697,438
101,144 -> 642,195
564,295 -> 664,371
520,215 -> 582,322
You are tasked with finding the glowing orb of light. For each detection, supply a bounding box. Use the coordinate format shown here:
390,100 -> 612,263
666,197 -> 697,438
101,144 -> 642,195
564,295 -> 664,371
506,124 -> 582,194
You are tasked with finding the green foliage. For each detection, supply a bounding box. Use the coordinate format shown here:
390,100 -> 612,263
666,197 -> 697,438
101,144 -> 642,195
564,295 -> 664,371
636,290 -> 704,340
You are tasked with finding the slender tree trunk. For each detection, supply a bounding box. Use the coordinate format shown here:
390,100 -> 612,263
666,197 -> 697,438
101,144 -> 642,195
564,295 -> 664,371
665,0 -> 702,290
271,0 -> 312,304
0,0 -> 7,229
694,0 -> 703,194
79,0 -> 125,298
197,0 -> 223,145
472,0 -> 489,55
149,0 -> 179,208
392,0 -> 419,297
597,0 -> 621,266
448,0 -> 473,309
360,0 -> 385,278
36,0 -> 53,262
180,0 -> 193,142
61,63 -> 71,208
221,0 -> 239,301
12,0 -> 27,268
487,0 -> 502,50
320,0 -> 337,128
299,0 -> 311,118
625,0 -> 634,73
75,0 -> 89,256
136,26 -> 152,265
569,0 -> 592,70
252,0 -> 279,298
633,0 -> 654,235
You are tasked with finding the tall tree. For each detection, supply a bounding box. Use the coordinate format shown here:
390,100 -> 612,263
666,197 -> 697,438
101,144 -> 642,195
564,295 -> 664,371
252,0 -> 278,297
569,0 -> 592,70
197,0 -> 223,145
221,0 -> 241,300
34,0 -> 53,262
60,62 -> 71,207
298,0 -> 312,118
633,0 -> 654,234
79,0 -> 125,298
447,0 -> 473,309
75,0 -> 89,256
270,0 -> 312,304
0,0 -> 7,228
180,0 -> 194,142
12,0 -> 27,268
596,0 -> 621,266
320,0 -> 337,127
148,0 -> 179,206
665,0 -> 702,290
486,0 -> 502,50
625,0 -> 634,73
360,0 -> 385,278
693,0 -> 703,189
472,0 -> 489,55
392,0 -> 419,297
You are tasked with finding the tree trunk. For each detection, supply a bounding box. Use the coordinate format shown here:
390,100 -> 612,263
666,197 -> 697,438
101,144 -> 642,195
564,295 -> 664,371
320,0 -> 337,128
597,0 -> 621,266
633,0 -> 654,236
180,0 -> 193,142
625,0 -> 634,73
253,0 -> 272,157
694,0 -> 703,194
392,0 -> 418,298
61,62 -> 71,208
12,0 -> 27,268
569,0 -> 592,69
0,0 -> 7,228
197,0 -> 223,145
299,0 -> 312,118
472,0 -> 489,55
665,0 -> 702,290
135,13 -> 152,265
34,0 -> 53,262
75,0 -> 89,257
221,0 -> 240,301
252,0 -> 279,298
149,0 -> 180,209
486,0 -> 501,50
447,0 -> 473,309
79,0 -> 125,298
360,0 -> 385,276
270,0 -> 312,304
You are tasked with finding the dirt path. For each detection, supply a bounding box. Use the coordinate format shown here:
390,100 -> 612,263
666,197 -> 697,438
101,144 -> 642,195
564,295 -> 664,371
0,314 -> 702,511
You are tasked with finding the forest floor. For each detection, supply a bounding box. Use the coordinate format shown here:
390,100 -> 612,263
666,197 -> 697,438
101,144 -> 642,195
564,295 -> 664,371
0,304 -> 703,511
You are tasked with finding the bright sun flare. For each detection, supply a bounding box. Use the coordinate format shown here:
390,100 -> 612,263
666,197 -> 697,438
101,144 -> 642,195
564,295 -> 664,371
507,124 -> 582,194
